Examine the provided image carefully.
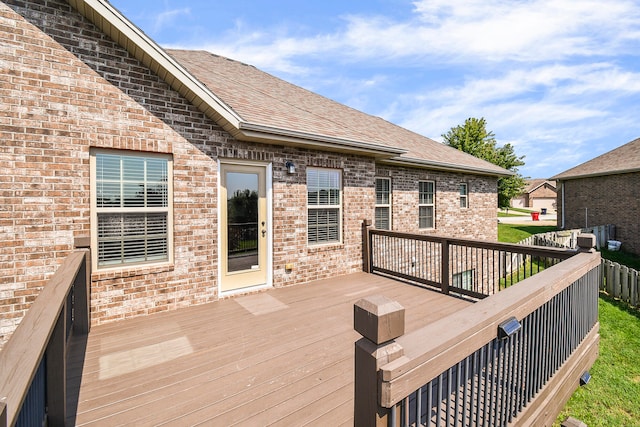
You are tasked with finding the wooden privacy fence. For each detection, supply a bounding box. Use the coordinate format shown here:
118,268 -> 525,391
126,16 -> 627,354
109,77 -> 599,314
601,259 -> 640,307
516,224 -> 615,250
517,225 -> 638,308
354,237 -> 601,427
363,222 -> 576,299
0,249 -> 90,427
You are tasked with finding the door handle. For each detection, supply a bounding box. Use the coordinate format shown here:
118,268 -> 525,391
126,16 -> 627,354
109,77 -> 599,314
262,229 -> 267,237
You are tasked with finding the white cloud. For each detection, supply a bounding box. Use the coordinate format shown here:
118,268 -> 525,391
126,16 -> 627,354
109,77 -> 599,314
383,60 -> 640,177
195,0 -> 640,71
151,8 -> 191,35
155,0 -> 640,177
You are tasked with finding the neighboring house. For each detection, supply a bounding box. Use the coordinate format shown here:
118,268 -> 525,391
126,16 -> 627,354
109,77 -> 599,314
552,137 -> 640,255
510,179 -> 557,211
0,0 -> 510,346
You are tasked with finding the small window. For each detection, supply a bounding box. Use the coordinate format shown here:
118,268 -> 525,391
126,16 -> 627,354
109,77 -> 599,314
375,177 -> 391,230
307,168 -> 342,244
460,183 -> 468,208
453,270 -> 474,291
92,150 -> 173,268
418,181 -> 435,229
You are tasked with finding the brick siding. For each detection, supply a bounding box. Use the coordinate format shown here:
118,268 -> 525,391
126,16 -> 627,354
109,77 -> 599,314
375,166 -> 498,241
558,172 -> 640,255
0,0 -> 499,348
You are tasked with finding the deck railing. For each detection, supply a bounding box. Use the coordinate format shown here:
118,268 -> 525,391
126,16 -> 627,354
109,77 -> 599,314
228,222 -> 258,255
0,248 -> 90,427
363,222 -> 576,299
355,234 -> 601,427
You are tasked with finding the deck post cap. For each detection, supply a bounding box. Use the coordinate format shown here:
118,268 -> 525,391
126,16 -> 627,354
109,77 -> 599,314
577,233 -> 596,252
354,295 -> 405,344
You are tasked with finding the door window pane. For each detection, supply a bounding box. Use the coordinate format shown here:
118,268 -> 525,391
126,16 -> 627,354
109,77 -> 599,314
226,172 -> 260,272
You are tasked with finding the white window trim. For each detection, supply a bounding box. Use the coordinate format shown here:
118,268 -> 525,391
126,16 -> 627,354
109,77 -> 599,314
90,148 -> 174,271
460,183 -> 469,209
375,177 -> 391,230
418,180 -> 435,229
306,167 -> 343,245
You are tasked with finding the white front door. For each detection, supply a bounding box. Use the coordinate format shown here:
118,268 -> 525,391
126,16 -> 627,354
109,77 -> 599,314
220,163 -> 268,292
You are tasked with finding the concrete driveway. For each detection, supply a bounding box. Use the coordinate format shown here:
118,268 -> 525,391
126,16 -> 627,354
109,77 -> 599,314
498,212 -> 557,226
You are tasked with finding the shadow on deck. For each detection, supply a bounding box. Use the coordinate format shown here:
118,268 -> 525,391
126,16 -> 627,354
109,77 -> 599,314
66,273 -> 471,426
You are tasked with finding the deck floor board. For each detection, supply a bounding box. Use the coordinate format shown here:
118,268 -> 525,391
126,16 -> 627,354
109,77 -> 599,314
68,272 -> 472,426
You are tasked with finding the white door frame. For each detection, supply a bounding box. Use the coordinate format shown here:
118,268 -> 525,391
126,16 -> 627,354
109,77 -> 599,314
217,160 -> 272,296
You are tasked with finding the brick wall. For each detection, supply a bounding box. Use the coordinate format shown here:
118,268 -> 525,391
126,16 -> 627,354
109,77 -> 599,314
0,0 -> 374,346
376,166 -> 499,241
558,173 -> 640,255
0,0 -> 500,348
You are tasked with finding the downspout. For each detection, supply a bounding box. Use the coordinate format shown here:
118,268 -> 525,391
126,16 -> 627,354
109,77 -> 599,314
560,181 -> 565,229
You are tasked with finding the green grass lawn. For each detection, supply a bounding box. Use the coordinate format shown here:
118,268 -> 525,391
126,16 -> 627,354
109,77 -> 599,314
555,296 -> 640,426
497,222 -> 640,426
497,223 -> 557,243
502,206 -> 536,214
497,212 -> 525,218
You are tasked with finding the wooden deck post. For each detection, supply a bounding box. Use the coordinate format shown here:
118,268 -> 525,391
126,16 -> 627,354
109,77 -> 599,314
354,295 -> 405,427
576,233 -> 596,253
74,238 -> 91,334
362,219 -> 372,273
441,239 -> 450,295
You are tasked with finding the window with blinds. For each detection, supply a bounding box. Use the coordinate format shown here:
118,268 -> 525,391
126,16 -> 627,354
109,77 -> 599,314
375,177 -> 391,230
453,269 -> 474,291
307,168 -> 342,244
419,180 -> 435,229
460,183 -> 469,208
93,151 -> 172,268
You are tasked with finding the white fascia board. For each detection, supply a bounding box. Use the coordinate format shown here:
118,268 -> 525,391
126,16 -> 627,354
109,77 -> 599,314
552,167 -> 640,181
380,157 -> 514,177
239,122 -> 406,157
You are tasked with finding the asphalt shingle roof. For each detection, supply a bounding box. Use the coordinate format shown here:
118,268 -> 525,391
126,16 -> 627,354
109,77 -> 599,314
524,179 -> 556,193
552,138 -> 640,180
167,49 -> 509,176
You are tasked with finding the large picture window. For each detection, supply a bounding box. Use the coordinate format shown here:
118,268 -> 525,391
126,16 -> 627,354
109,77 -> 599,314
307,168 -> 342,244
419,181 -> 435,229
375,177 -> 391,230
92,150 -> 173,268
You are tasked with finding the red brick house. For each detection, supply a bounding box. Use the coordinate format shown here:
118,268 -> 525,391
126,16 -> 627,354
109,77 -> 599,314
510,179 -> 557,212
0,0 -> 510,346
553,137 -> 640,255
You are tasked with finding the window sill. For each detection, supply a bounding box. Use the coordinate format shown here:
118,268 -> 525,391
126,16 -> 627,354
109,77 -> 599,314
307,242 -> 344,252
92,262 -> 174,282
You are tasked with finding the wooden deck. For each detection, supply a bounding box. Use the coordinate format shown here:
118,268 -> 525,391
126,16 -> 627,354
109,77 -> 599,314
67,273 -> 472,426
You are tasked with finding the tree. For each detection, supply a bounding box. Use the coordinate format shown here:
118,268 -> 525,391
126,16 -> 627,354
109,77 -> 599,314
442,117 -> 526,209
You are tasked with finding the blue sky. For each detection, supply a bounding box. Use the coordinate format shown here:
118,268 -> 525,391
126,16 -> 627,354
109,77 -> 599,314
110,0 -> 640,179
